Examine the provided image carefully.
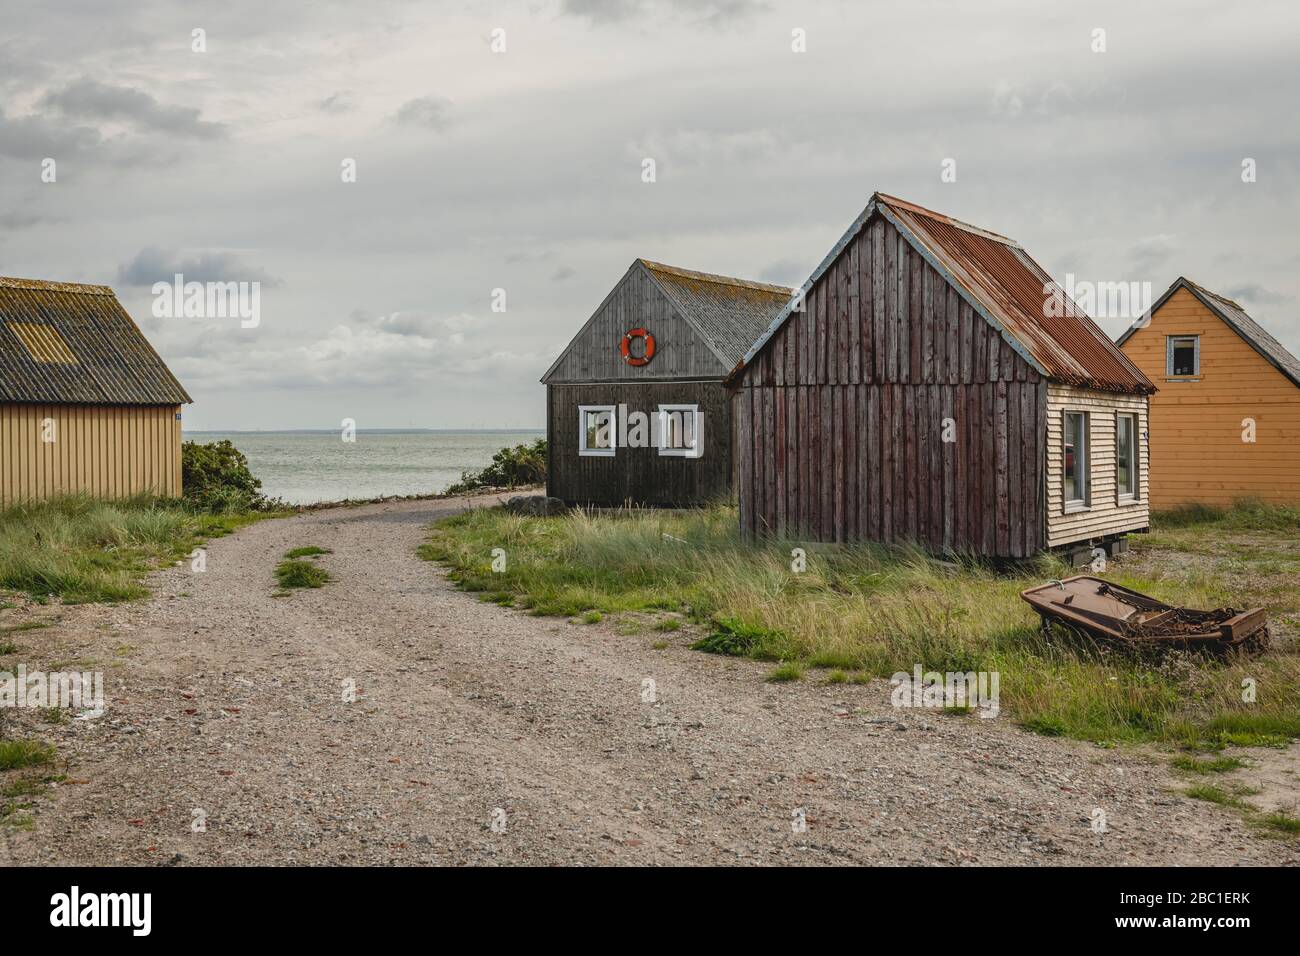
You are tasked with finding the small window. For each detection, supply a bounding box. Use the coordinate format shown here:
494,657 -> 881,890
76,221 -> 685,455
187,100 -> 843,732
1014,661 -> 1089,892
1063,411 -> 1089,508
578,405 -> 616,457
1116,413 -> 1138,500
1167,335 -> 1199,377
657,404 -> 702,458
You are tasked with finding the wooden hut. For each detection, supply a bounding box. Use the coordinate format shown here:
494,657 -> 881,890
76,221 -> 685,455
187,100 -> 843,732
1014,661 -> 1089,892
1117,277 -> 1300,506
726,193 -> 1156,559
542,259 -> 790,506
0,277 -> 191,505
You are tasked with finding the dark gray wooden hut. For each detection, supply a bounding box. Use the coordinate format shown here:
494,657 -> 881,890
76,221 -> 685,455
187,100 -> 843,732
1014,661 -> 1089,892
542,259 -> 791,506
726,193 -> 1154,558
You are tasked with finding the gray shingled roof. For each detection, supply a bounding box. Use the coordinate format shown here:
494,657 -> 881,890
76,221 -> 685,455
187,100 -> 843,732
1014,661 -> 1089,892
639,260 -> 792,368
0,277 -> 191,406
1118,277 -> 1300,390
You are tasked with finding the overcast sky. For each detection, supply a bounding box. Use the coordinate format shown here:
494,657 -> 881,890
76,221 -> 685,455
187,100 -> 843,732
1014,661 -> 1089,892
2,0 -> 1297,429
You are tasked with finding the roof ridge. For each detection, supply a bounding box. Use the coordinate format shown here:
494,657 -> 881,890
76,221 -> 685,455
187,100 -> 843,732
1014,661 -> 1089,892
0,276 -> 115,295
1179,276 -> 1244,310
873,192 -> 1023,248
637,259 -> 792,296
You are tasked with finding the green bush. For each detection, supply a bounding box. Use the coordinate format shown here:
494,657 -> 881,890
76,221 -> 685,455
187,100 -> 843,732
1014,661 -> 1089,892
446,439 -> 546,494
182,440 -> 270,512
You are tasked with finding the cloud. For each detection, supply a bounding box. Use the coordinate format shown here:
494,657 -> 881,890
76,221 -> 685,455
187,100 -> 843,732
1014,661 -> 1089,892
39,77 -> 226,139
0,109 -> 101,160
551,266 -> 576,282
117,247 -> 283,288
393,96 -> 452,130
1126,234 -> 1178,276
318,91 -> 354,114
561,0 -> 768,27
1223,284 -> 1294,308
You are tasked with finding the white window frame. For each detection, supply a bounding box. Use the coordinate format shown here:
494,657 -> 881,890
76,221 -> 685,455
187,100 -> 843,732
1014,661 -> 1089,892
578,404 -> 617,457
1115,412 -> 1139,503
656,404 -> 701,458
1166,335 -> 1200,377
1063,410 -> 1089,512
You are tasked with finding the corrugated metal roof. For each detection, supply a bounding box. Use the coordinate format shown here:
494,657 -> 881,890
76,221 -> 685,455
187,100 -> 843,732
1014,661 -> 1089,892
639,260 -> 791,367
0,276 -> 192,406
733,193 -> 1155,394
1118,277 -> 1300,390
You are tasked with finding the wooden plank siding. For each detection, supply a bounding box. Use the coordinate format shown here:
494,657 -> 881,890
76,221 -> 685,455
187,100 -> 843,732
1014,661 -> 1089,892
1044,385 -> 1150,546
735,215 -> 1048,557
1117,287 -> 1300,506
0,403 -> 183,506
547,382 -> 733,506
542,263 -> 728,384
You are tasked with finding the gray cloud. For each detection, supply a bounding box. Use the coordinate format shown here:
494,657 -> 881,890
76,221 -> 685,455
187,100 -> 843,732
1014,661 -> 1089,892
117,247 -> 282,288
318,92 -> 354,115
1224,284 -> 1294,308
393,96 -> 451,130
0,110 -> 101,160
561,0 -> 768,26
40,77 -> 226,139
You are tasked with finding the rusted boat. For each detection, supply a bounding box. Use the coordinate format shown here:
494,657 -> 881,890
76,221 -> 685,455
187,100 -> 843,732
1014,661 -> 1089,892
1020,576 -> 1269,653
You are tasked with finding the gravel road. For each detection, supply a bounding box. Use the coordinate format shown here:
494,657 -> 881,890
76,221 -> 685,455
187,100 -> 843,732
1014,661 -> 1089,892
3,495 -> 1295,866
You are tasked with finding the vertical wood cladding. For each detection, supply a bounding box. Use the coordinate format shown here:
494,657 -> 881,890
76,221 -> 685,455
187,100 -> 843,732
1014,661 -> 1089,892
547,381 -> 733,506
736,216 -> 1049,557
0,403 -> 183,506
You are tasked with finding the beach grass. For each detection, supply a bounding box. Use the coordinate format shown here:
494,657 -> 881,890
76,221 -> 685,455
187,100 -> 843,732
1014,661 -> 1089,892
0,495 -> 273,604
424,500 -> 1300,748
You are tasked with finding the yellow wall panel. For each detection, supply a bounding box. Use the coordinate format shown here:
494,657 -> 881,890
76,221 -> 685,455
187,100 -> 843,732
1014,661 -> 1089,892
0,403 -> 182,506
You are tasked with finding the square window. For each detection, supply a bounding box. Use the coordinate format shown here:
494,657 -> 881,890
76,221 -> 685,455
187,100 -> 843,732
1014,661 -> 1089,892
1167,335 -> 1199,376
578,405 -> 616,457
656,404 -> 702,458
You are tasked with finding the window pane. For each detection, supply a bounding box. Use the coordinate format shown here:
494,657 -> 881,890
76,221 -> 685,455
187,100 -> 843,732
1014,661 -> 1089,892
585,410 -> 612,448
1116,416 -> 1133,495
1064,412 -> 1086,502
1170,337 -> 1197,375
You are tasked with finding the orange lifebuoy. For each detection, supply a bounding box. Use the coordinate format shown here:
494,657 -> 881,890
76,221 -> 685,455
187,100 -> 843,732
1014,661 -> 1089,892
620,327 -> 655,366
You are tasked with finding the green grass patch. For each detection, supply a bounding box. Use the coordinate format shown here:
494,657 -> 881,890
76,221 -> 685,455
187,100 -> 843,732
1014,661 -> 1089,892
274,560 -> 331,590
766,662 -> 804,683
1171,755 -> 1247,774
285,546 -> 331,559
426,503 -> 1300,747
1258,812 -> 1300,837
0,739 -> 56,771
0,495 -> 279,604
653,618 -> 682,632
1184,784 -> 1249,808
580,610 -> 602,624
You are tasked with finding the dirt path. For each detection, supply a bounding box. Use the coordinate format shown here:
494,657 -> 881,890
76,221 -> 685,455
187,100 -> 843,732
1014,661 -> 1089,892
3,495 -> 1295,866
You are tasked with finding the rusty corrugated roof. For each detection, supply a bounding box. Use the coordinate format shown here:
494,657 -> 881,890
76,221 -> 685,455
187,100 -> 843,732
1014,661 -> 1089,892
639,259 -> 792,367
734,192 -> 1155,394
0,276 -> 192,405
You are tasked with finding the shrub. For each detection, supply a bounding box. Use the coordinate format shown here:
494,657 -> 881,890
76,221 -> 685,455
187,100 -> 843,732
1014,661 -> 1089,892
182,440 -> 270,512
446,439 -> 546,494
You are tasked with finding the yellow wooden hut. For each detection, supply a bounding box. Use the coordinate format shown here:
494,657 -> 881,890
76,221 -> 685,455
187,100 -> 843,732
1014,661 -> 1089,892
1117,277 -> 1300,506
0,277 -> 191,505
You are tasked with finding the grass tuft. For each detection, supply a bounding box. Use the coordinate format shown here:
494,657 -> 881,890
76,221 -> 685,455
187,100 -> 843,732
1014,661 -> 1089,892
274,560 -> 330,590
0,739 -> 56,771
284,546 -> 331,559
